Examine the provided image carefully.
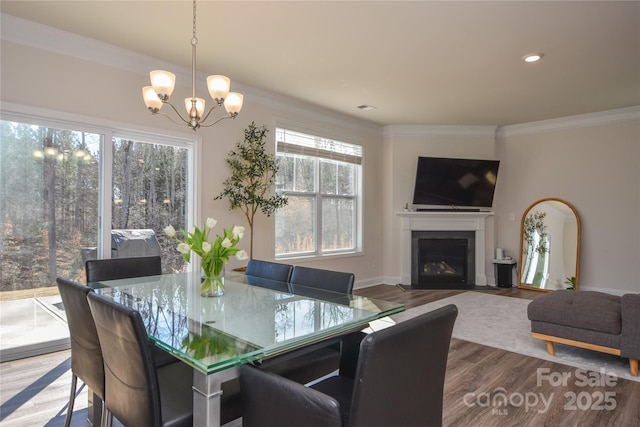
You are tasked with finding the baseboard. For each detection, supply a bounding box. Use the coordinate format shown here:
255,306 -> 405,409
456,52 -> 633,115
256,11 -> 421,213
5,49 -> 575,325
353,277 -> 386,289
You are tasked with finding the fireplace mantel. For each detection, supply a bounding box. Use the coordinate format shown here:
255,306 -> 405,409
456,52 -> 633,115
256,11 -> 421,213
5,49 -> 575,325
396,211 -> 494,285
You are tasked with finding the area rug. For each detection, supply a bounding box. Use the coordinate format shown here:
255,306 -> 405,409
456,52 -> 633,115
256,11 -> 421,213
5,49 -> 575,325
389,292 -> 639,383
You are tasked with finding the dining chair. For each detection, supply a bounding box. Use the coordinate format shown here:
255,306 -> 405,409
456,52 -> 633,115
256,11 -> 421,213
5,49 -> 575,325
289,265 -> 355,294
85,255 -> 162,283
56,277 -> 111,427
258,266 -> 356,384
244,259 -> 293,291
222,264 -> 353,423
240,304 -> 458,427
85,255 -> 177,366
86,292 -> 193,427
245,259 -> 293,282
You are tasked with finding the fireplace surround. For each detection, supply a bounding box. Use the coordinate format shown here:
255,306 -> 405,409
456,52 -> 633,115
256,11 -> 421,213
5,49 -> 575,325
397,211 -> 494,287
412,230 -> 475,287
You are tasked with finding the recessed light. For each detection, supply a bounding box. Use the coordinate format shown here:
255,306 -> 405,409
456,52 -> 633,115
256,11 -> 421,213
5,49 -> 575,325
522,53 -> 544,63
357,104 -> 376,111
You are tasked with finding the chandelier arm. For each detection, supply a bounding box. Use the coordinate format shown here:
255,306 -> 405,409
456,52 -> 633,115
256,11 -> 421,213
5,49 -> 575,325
199,114 -> 236,128
199,105 -> 221,124
151,111 -> 192,127
161,101 -> 191,125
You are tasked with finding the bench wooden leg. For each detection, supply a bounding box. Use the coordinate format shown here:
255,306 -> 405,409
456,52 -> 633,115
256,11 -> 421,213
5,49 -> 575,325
630,359 -> 638,377
545,340 -> 555,356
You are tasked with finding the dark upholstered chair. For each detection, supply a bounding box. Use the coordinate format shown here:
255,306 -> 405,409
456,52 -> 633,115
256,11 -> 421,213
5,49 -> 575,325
221,264 -> 355,424
245,259 -> 293,282
528,290 -> 640,376
56,278 -> 111,427
289,265 -> 355,295
87,292 -> 193,427
244,259 -> 293,292
85,255 -> 162,283
85,255 -> 175,368
258,266 -> 356,385
240,304 -> 458,427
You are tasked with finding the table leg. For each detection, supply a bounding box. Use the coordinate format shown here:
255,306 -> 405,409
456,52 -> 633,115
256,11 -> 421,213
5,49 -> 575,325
87,388 -> 103,426
192,367 -> 238,427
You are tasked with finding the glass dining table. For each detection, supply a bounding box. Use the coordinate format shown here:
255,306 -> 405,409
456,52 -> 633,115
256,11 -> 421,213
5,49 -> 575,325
89,270 -> 404,427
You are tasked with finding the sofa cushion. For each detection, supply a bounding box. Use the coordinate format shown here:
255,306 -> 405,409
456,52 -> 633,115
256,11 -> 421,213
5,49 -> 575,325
528,290 -> 622,335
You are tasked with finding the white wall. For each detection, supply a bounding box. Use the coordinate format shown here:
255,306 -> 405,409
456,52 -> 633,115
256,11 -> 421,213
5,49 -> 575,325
495,112 -> 640,293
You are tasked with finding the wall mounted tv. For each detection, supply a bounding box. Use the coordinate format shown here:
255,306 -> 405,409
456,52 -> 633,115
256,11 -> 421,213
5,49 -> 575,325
412,156 -> 500,210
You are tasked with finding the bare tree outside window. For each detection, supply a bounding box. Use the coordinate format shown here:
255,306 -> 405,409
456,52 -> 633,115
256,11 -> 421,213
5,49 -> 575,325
0,121 -> 191,294
275,128 -> 362,258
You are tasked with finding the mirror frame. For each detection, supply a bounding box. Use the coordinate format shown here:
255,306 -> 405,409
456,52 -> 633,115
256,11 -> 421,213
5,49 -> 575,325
517,198 -> 581,292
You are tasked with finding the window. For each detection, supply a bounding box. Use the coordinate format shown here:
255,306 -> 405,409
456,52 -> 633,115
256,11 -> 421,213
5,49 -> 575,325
0,121 -> 102,288
0,119 -> 195,289
111,135 -> 191,274
0,112 -> 195,360
275,127 -> 362,258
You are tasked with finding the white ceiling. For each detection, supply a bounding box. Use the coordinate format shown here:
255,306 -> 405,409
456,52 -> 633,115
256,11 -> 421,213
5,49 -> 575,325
2,1 -> 639,126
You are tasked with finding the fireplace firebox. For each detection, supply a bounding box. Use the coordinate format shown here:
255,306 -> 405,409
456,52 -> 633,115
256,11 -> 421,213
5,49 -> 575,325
411,231 -> 475,288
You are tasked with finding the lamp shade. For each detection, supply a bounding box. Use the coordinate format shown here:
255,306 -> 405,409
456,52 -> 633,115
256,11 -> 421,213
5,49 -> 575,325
207,75 -> 231,102
150,70 -> 176,99
185,97 -> 206,118
224,92 -> 244,115
142,86 -> 163,110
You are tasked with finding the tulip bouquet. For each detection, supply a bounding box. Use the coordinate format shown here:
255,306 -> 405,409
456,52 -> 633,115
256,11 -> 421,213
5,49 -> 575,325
164,218 -> 248,296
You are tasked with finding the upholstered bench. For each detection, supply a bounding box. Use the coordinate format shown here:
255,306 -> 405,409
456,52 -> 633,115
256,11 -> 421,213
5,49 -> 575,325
527,290 -> 639,376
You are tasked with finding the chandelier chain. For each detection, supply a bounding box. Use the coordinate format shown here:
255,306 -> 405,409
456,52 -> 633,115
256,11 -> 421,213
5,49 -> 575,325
192,0 -> 197,44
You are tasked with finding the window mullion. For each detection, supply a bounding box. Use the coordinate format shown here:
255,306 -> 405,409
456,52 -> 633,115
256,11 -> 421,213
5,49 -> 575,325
315,157 -> 322,256
99,131 -> 113,259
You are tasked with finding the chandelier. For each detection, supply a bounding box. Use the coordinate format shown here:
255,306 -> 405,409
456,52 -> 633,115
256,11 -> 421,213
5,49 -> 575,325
142,0 -> 243,131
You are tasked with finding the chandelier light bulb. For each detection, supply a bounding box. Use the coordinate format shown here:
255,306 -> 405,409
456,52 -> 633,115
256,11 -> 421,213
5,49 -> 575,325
224,93 -> 244,115
207,75 -> 231,103
142,86 -> 163,111
150,70 -> 176,99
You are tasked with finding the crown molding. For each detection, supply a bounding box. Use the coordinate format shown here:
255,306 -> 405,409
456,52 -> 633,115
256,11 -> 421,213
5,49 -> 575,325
383,125 -> 498,138
496,106 -> 640,138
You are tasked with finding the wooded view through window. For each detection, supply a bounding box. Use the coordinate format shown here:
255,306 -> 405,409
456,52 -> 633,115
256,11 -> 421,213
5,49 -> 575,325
0,120 -> 190,295
275,128 -> 362,258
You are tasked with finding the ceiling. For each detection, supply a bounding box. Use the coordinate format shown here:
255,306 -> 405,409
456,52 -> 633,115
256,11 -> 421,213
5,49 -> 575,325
2,1 -> 639,127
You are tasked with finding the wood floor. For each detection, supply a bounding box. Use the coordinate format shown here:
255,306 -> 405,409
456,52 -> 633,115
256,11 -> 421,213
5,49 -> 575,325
357,285 -> 640,427
1,285 -> 638,426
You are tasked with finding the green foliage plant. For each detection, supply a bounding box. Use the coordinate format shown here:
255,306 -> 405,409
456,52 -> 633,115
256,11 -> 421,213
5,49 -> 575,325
214,122 -> 287,259
523,211 -> 548,255
565,276 -> 576,290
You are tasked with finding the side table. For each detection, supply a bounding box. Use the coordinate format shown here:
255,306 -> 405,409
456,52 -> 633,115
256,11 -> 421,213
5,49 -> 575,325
493,259 -> 517,288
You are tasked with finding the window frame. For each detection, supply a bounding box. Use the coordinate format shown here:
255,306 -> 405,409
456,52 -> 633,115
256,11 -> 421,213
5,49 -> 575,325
1,104 -> 200,264
274,124 -> 363,260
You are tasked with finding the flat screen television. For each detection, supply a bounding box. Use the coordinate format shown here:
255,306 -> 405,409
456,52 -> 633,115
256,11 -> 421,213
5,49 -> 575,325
412,156 -> 500,210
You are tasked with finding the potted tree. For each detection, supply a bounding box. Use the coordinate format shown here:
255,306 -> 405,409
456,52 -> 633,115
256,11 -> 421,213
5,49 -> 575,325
215,122 -> 287,259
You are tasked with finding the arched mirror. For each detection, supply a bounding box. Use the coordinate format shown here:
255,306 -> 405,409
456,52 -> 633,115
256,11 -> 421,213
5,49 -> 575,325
518,198 -> 581,292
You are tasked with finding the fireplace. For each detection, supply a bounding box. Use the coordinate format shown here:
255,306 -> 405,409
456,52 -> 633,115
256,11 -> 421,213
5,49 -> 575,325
397,211 -> 493,286
411,231 -> 475,287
